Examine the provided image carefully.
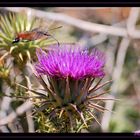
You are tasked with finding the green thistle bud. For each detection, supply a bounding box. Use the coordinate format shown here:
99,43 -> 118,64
0,13 -> 55,68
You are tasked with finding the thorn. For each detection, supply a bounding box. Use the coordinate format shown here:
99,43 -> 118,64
94,80 -> 113,91
0,52 -> 9,61
88,90 -> 111,99
59,108 -> 64,118
88,102 -> 115,114
89,78 -> 103,94
69,103 -> 88,128
10,46 -> 18,53
26,50 -> 31,60
87,110 -> 101,126
19,53 -> 23,61
88,97 -> 120,102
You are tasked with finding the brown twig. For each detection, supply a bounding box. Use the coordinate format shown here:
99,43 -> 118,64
1,7 -> 129,37
101,38 -> 130,132
0,100 -> 33,126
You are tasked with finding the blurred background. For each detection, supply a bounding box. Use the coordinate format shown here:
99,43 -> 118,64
0,7 -> 140,133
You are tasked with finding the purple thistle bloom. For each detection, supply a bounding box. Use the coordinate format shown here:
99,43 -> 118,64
32,44 -> 112,131
35,44 -> 105,80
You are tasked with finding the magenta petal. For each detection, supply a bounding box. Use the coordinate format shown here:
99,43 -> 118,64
35,44 -> 105,80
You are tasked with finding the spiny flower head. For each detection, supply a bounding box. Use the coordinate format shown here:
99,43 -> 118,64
35,44 -> 105,80
31,43 -> 112,132
0,13 -> 56,68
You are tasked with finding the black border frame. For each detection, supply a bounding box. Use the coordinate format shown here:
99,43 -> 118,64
0,1 -> 140,139
0,1 -> 140,6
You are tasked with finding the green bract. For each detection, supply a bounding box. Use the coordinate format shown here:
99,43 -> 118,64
0,13 -> 56,67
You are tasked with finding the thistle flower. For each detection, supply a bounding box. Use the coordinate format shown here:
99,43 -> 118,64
32,44 -> 113,132
35,44 -> 105,79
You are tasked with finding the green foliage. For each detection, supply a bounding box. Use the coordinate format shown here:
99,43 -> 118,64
34,106 -> 93,133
